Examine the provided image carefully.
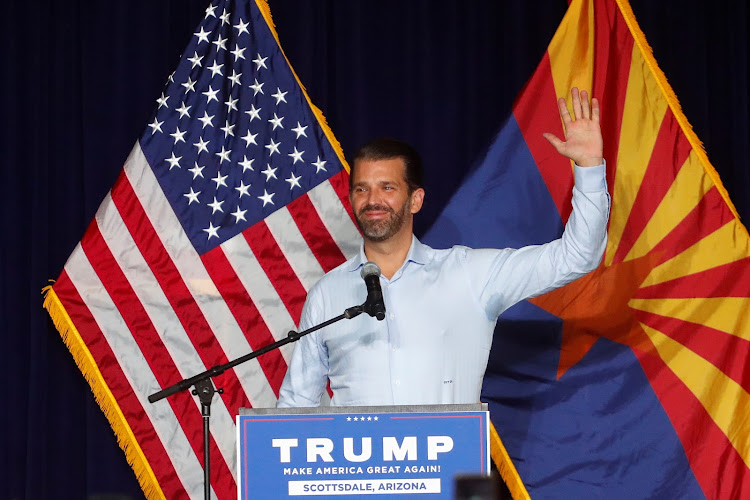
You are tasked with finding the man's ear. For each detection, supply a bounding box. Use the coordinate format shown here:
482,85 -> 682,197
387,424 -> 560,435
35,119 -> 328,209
410,188 -> 425,214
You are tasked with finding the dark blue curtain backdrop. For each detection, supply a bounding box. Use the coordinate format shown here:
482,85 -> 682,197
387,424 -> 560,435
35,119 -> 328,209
1,1 -> 747,498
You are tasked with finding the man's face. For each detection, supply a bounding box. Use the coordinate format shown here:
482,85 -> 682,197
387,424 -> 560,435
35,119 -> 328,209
350,158 -> 423,243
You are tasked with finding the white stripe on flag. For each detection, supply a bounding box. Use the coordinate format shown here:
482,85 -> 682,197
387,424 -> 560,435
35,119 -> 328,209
124,143 -> 278,408
64,244 -> 209,499
220,233 -> 297,358
307,180 -> 362,259
94,193 -> 238,475
265,206 -> 326,291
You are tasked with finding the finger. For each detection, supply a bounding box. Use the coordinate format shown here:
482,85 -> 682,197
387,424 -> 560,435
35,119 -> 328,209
557,97 -> 572,126
571,87 -> 582,120
543,132 -> 565,153
591,97 -> 600,123
580,89 -> 590,120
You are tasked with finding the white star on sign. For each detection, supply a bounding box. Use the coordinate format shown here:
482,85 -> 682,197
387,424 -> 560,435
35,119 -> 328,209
258,189 -> 275,206
204,4 -> 217,18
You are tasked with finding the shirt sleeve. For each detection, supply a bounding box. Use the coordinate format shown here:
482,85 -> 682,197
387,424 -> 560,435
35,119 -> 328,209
276,285 -> 329,407
465,163 -> 610,319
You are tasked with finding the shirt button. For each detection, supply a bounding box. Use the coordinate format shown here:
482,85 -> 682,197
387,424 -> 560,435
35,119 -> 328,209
394,380 -> 401,386
389,313 -> 395,320
391,347 -> 396,352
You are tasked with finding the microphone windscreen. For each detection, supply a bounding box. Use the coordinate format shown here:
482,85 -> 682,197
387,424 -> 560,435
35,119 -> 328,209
360,261 -> 381,279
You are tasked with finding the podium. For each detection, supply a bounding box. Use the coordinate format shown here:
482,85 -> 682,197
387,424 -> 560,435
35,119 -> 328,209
237,404 -> 489,498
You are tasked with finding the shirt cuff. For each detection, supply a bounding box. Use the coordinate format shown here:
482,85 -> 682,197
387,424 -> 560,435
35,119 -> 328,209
573,160 -> 607,192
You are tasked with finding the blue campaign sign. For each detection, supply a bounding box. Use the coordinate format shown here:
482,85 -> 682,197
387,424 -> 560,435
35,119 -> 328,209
237,405 -> 489,498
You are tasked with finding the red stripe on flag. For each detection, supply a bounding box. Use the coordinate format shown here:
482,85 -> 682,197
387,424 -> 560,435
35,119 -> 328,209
54,270 -> 186,499
200,243 -> 288,396
611,110 -> 693,264
513,53 -> 574,222
592,0 -> 634,194
243,221 -> 308,323
636,257 -> 750,299
635,310 -> 750,392
80,221 -> 235,500
111,172 -> 250,417
646,187 -> 736,267
328,170 -> 358,227
636,348 -> 750,499
287,193 -> 347,273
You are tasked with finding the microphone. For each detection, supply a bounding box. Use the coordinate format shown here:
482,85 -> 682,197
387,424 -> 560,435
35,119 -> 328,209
360,262 -> 386,321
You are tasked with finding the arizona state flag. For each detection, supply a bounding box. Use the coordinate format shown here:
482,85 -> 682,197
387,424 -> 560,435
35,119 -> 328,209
425,0 -> 750,498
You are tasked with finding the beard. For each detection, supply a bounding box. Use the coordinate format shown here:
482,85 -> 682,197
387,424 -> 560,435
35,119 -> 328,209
355,201 -> 409,242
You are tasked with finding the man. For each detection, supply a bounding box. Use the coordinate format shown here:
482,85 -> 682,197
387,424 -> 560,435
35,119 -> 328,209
277,88 -> 609,407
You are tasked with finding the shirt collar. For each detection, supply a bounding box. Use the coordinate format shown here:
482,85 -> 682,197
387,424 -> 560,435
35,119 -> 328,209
345,234 -> 429,273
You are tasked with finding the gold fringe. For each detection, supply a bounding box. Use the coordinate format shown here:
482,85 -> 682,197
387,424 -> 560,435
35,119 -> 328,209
615,0 -> 749,240
42,286 -> 166,500
254,0 -> 351,173
490,422 -> 532,500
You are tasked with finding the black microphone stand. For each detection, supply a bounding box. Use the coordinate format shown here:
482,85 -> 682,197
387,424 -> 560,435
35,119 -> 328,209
148,302 -> 374,500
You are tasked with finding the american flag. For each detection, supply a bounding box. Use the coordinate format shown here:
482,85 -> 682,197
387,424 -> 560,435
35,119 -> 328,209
43,0 -> 361,498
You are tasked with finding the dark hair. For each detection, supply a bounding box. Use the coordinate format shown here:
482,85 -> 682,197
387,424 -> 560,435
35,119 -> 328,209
350,137 -> 424,193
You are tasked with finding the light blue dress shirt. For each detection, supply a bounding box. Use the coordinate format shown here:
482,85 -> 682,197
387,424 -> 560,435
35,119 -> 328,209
277,164 -> 610,407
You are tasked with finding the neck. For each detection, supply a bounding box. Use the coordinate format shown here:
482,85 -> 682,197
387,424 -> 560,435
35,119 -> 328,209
363,231 -> 413,280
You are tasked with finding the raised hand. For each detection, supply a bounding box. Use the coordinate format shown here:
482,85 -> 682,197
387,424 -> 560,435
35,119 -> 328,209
543,87 -> 603,168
